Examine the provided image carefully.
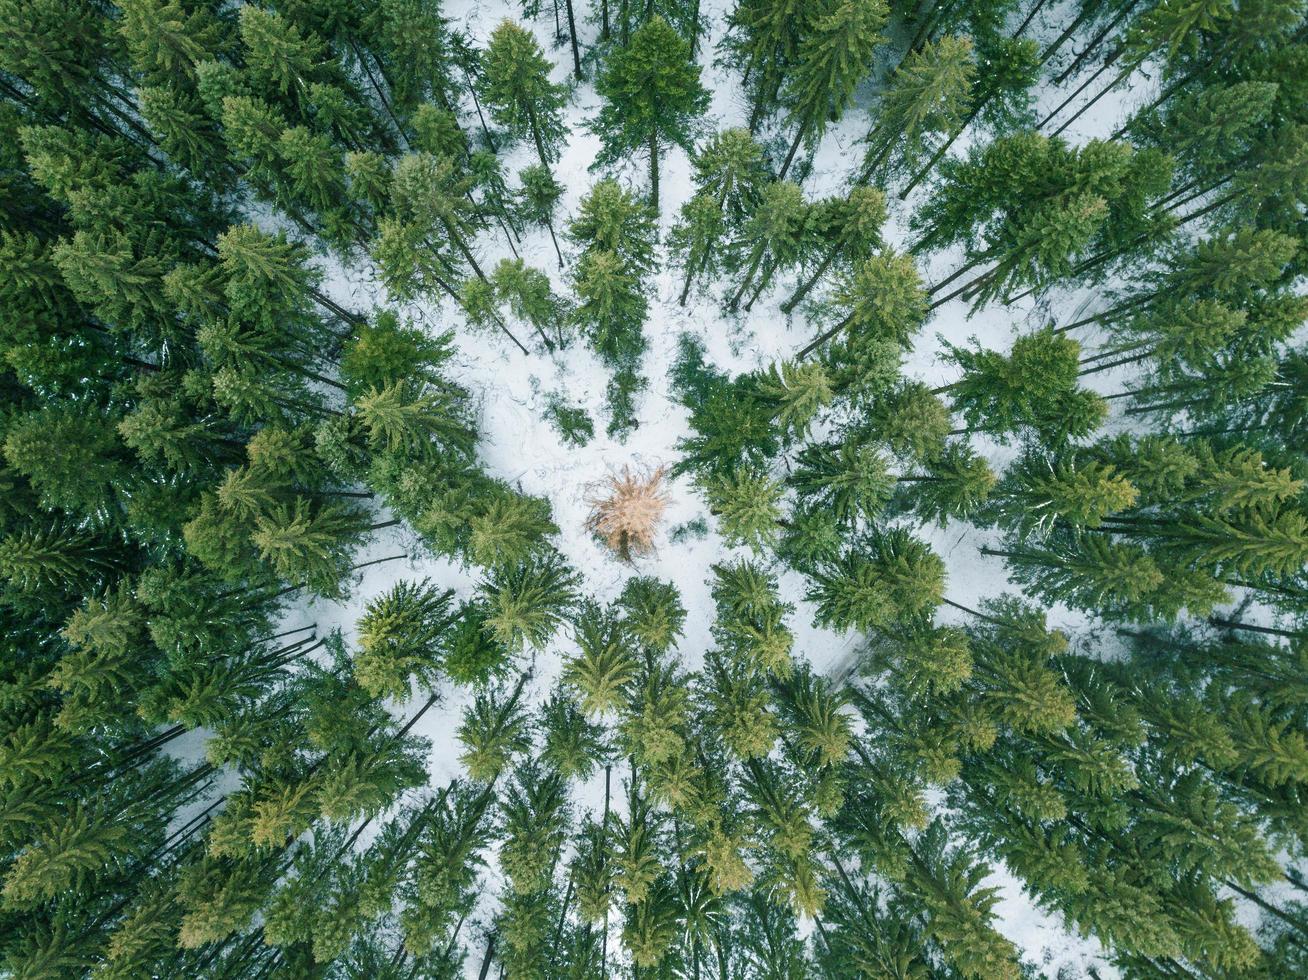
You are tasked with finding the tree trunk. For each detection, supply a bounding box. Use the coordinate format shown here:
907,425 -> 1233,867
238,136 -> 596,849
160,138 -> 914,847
546,219 -> 565,268
447,224 -> 489,283
1012,0 -> 1051,40
649,128 -> 660,212
527,104 -> 551,170
467,78 -> 498,152
1208,617 -> 1305,639
621,0 -> 629,45
1041,4 -> 1100,69
779,239 -> 842,311
1052,1 -> 1141,82
742,258 -> 777,311
777,121 -> 807,181
477,933 -> 496,980
795,312 -> 854,360
564,0 -> 583,79
728,243 -> 767,311
1038,48 -> 1124,132
602,0 -> 610,40
680,243 -> 714,306
494,213 -> 521,258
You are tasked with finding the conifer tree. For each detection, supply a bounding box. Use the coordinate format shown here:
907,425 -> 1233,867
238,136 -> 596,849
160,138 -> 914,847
941,327 -> 1107,446
355,580 -> 457,700
703,464 -> 784,553
483,21 -> 569,168
776,0 -> 887,180
592,15 -> 710,210
808,530 -> 945,633
517,163 -> 566,267
780,185 -> 886,314
478,554 -> 579,651
727,180 -> 809,311
670,128 -> 768,305
860,35 -> 976,184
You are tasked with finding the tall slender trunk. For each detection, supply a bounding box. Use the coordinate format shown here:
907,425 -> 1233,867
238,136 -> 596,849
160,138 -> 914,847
476,933 -> 496,980
527,104 -> 551,170
1053,1 -> 1142,82
1050,59 -> 1138,138
1209,617 -> 1305,639
447,223 -> 489,282
1037,48 -> 1124,132
795,312 -> 854,360
899,101 -> 979,199
649,129 -> 660,212
777,120 -> 807,181
1041,5 -> 1102,69
546,219 -> 565,268
729,243 -> 767,310
679,244 -> 713,306
602,0 -> 610,40
467,79 -> 498,152
1012,0 -> 1051,40
564,0 -> 583,79
600,763 -> 612,974
620,0 -> 629,45
742,258 -> 777,311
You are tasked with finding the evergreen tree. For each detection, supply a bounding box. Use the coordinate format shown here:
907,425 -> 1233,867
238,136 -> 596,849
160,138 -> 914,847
355,580 -> 456,700
478,554 -> 579,651
518,163 -> 566,267
670,128 -> 769,305
592,15 -> 710,210
808,530 -> 945,632
483,21 -> 569,168
776,0 -> 887,180
860,35 -> 976,184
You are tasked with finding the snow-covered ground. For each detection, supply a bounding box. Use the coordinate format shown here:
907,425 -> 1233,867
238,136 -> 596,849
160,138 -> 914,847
274,0 -> 1198,973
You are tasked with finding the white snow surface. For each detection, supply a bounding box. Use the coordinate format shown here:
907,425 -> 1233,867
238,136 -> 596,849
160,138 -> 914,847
244,0 -> 1233,973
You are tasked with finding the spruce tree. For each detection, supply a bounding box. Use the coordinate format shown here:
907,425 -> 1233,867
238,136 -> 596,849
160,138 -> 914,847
776,0 -> 887,180
483,21 -> 569,168
592,15 -> 710,210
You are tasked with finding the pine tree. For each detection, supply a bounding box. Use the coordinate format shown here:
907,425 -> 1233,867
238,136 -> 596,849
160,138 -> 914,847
860,35 -> 975,184
790,438 -> 892,525
797,249 -> 926,360
942,327 -> 1107,446
615,576 -> 687,653
355,580 -> 456,700
477,554 -> 579,651
776,0 -> 887,180
467,492 -> 558,570
539,690 -> 607,780
808,530 -> 945,633
727,180 -> 809,311
703,464 -> 784,552
780,185 -> 886,314
517,163 -> 566,267
592,15 -> 710,210
563,603 -> 638,717
498,760 -> 570,894
250,498 -> 375,596
483,21 -> 569,168
457,677 -> 533,782
670,127 -> 769,304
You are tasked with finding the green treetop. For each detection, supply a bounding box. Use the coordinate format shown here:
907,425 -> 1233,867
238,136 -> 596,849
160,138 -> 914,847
592,15 -> 709,211
776,0 -> 887,180
483,21 -> 568,168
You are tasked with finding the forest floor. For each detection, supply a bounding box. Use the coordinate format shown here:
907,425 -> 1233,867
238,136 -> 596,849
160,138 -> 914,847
267,0 -> 1197,973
